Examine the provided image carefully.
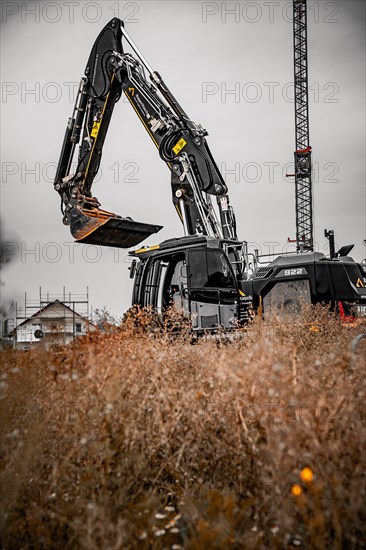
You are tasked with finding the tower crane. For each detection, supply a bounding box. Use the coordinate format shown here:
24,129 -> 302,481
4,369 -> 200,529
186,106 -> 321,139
291,0 -> 314,252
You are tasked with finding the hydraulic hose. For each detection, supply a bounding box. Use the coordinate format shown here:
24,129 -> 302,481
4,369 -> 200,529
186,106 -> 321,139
159,129 -> 182,163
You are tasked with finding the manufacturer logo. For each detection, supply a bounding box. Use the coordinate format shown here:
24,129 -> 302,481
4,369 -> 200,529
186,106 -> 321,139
356,277 -> 365,288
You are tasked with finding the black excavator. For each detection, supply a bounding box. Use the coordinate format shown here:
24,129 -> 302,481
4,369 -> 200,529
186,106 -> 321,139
54,15 -> 366,331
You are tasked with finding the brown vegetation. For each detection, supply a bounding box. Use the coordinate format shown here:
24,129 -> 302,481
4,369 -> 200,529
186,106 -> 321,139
1,306 -> 365,549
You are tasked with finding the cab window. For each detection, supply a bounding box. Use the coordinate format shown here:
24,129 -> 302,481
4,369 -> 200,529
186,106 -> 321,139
189,249 -> 235,289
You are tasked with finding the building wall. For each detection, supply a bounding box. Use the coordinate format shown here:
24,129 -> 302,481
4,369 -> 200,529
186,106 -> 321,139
15,302 -> 94,349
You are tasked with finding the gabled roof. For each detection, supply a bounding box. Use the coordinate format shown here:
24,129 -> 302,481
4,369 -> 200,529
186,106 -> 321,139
16,300 -> 95,328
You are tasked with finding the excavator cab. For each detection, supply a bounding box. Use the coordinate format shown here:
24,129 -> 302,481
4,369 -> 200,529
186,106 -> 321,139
130,236 -> 247,331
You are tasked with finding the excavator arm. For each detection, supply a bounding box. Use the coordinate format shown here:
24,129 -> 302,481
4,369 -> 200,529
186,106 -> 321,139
54,18 -> 237,248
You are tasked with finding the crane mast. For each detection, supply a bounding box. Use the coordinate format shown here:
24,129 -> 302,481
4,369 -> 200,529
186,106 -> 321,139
292,0 -> 313,252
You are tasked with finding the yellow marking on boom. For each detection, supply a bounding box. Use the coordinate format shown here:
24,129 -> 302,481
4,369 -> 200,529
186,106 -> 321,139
82,75 -> 115,187
175,204 -> 183,221
134,244 -> 160,254
124,90 -> 158,147
124,90 -> 172,169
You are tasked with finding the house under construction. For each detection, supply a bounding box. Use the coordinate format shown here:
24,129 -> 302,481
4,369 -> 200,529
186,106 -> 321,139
10,288 -> 95,350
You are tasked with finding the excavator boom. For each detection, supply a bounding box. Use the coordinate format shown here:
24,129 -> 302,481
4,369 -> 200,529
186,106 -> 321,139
54,18 -> 237,249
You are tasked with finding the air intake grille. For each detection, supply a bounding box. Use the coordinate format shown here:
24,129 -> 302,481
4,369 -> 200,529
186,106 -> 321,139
255,267 -> 273,279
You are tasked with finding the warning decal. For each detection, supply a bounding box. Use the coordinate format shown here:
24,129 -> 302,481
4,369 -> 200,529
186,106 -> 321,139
172,137 -> 187,155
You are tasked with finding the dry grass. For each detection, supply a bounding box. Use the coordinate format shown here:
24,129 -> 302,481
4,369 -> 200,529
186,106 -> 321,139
1,305 -> 365,549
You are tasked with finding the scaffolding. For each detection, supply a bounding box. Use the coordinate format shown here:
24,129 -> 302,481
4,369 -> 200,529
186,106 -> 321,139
13,287 -> 90,348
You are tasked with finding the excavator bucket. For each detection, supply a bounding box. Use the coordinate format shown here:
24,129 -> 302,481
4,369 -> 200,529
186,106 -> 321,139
70,207 -> 163,248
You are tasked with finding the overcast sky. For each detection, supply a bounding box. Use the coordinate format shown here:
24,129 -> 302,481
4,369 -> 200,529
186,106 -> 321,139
1,0 -> 365,318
